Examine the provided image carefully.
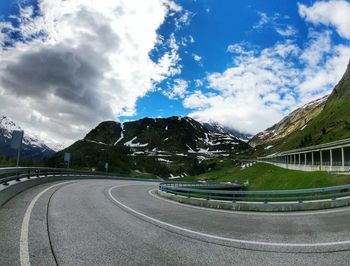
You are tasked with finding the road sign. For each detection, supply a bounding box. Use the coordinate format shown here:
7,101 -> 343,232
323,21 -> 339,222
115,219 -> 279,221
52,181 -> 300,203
64,152 -> 71,162
10,130 -> 24,149
11,130 -> 24,167
64,152 -> 71,168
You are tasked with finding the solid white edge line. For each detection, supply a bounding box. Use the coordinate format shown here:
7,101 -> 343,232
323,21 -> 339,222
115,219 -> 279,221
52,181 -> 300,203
108,185 -> 350,248
20,182 -> 73,266
149,188 -> 350,217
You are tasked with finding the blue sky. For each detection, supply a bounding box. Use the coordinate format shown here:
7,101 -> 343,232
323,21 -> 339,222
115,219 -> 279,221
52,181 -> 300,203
0,0 -> 350,146
127,0 -> 350,128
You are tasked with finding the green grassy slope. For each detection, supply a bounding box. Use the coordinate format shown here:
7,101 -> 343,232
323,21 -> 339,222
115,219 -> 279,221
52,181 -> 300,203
181,162 -> 350,190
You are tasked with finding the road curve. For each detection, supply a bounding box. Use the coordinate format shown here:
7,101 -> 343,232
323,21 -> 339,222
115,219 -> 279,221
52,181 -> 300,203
1,179 -> 350,265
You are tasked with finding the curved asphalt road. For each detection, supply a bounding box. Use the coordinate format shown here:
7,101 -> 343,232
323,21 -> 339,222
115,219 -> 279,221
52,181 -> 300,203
1,179 -> 350,265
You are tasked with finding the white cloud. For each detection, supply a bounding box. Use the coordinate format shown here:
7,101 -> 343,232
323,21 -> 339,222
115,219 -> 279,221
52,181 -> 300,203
189,35 -> 195,43
299,0 -> 350,40
0,0 -> 183,146
227,43 -> 255,56
0,22 -> 15,46
253,12 -> 270,30
298,44 -> 350,102
185,36 -> 350,134
300,30 -> 332,67
192,53 -> 202,62
175,9 -> 193,29
164,78 -> 188,99
275,25 -> 298,37
194,79 -> 203,87
253,12 -> 298,37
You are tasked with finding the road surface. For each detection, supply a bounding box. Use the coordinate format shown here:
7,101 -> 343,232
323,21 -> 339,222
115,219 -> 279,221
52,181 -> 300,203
1,179 -> 350,265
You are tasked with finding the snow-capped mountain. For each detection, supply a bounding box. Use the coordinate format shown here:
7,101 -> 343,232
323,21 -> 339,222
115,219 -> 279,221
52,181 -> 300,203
202,121 -> 253,142
81,116 -> 251,157
0,116 -> 56,161
47,116 -> 252,176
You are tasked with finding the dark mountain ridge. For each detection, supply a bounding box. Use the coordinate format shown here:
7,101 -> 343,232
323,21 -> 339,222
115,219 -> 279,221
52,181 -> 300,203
47,116 -> 251,177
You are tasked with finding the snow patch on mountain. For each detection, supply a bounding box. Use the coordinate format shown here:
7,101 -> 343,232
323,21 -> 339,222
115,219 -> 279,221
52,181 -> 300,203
0,116 -> 54,150
0,115 -> 56,159
124,137 -> 148,148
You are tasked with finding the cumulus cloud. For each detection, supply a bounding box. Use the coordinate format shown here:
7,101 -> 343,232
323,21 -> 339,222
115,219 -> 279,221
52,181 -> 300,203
0,0 -> 182,146
185,34 -> 350,134
299,0 -> 350,40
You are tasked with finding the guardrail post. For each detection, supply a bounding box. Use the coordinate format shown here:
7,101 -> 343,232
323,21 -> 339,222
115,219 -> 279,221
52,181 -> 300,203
232,193 -> 236,203
15,170 -> 20,182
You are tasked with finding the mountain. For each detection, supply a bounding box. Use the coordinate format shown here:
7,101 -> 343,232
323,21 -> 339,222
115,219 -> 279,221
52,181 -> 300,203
47,116 -> 251,177
202,121 -> 253,142
0,116 -> 55,162
250,95 -> 328,148
84,116 -> 250,155
251,59 -> 350,154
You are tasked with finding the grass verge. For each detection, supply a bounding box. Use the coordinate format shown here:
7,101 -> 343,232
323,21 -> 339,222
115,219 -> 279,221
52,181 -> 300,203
180,161 -> 350,191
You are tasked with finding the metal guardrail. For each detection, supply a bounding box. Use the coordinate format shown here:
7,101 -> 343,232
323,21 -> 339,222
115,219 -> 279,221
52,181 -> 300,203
0,167 -> 156,186
159,182 -> 350,203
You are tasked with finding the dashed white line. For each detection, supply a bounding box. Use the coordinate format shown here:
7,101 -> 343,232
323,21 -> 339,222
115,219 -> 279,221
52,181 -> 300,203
108,185 -> 350,248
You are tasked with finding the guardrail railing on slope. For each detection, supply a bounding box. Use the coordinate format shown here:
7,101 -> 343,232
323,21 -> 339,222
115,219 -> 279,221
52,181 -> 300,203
159,182 -> 350,203
0,167 -> 141,186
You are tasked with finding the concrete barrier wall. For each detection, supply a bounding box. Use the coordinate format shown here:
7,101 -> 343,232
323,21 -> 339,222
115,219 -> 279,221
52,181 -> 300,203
0,175 -> 159,207
156,190 -> 350,212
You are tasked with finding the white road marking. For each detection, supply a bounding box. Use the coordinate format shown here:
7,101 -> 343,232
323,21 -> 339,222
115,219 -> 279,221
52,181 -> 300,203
149,188 -> 350,216
20,182 -> 73,266
108,185 -> 350,248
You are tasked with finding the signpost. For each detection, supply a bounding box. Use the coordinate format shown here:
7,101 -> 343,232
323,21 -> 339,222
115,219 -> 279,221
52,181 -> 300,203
64,152 -> 71,168
11,130 -> 24,167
